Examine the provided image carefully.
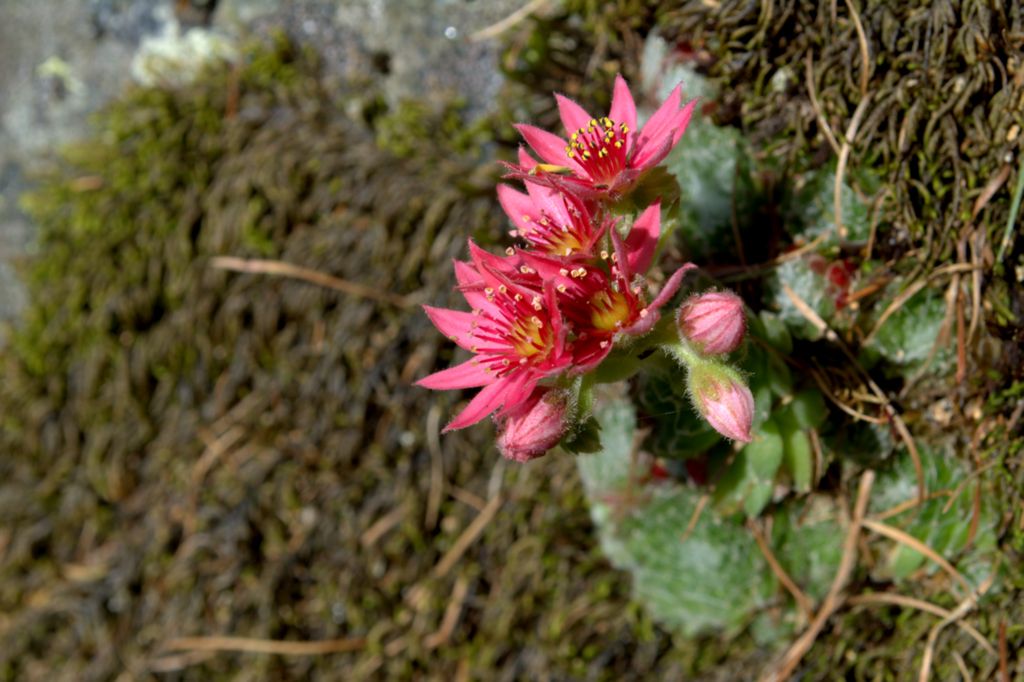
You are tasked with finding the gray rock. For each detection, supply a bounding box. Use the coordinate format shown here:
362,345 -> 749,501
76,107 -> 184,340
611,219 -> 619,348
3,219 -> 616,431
0,0 -> 530,323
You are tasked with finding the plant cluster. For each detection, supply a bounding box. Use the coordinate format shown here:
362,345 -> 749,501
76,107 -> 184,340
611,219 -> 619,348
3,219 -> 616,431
419,77 -> 756,461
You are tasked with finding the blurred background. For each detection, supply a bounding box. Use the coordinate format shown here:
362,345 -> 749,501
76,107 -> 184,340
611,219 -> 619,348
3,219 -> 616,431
1,0 -> 1022,679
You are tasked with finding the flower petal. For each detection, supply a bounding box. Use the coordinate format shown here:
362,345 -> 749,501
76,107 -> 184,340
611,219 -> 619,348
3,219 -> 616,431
443,378 -> 509,432
633,94 -> 698,169
514,123 -> 574,169
571,334 -> 615,373
453,260 -> 501,316
423,305 -> 478,350
416,359 -> 493,390
649,263 -> 696,310
635,85 -> 681,151
609,74 -> 638,136
670,97 -> 698,147
619,264 -> 696,336
517,146 -> 539,171
497,184 -> 539,234
609,225 -> 633,282
554,93 -> 594,135
493,372 -> 537,419
625,200 -> 661,275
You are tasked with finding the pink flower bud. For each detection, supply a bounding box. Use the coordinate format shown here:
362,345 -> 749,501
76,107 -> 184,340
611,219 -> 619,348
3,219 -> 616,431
688,364 -> 754,443
496,388 -> 569,462
677,290 -> 746,355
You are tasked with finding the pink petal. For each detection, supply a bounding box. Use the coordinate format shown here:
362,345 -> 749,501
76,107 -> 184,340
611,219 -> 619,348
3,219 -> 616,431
423,305 -> 478,350
518,146 -> 539,171
444,378 -> 509,432
609,226 -> 633,282
670,98 -> 699,147
634,98 -> 699,169
631,84 -> 694,169
620,264 -> 696,336
543,279 -> 567,356
497,184 -> 539,233
649,264 -> 696,310
571,335 -> 615,373
493,373 -> 537,419
554,93 -> 594,135
625,200 -> 661,275
524,180 -> 582,230
514,124 -> 574,170
468,240 -> 519,277
454,261 -> 501,317
609,74 -> 638,135
417,359 -> 493,390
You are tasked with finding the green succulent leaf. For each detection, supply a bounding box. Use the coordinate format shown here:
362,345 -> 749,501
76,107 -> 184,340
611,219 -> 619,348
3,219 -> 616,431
869,446 -> 999,589
663,118 -> 758,261
783,163 -> 872,244
862,285 -> 950,375
713,417 -> 785,517
771,497 -> 844,602
776,407 -> 814,493
578,399 -> 776,636
788,388 -> 828,429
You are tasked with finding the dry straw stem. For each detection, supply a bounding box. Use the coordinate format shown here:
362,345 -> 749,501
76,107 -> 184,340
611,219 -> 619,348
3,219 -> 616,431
748,519 -> 815,622
864,262 -> 981,344
952,650 -> 973,682
680,494 -> 710,543
425,404 -> 445,531
162,635 -> 367,656
846,593 -> 994,656
917,570 -> 996,681
361,502 -> 410,548
996,151 -> 1024,264
860,518 -> 971,595
781,283 -> 926,505
809,365 -> 885,424
469,0 -> 550,42
424,575 -> 471,649
210,256 -> 415,308
761,470 -> 875,682
999,621 -> 1009,682
433,494 -> 504,579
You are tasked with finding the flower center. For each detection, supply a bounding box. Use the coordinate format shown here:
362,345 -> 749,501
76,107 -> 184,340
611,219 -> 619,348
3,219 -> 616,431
564,117 -> 630,186
590,289 -> 632,331
510,315 -> 548,358
519,213 -> 585,257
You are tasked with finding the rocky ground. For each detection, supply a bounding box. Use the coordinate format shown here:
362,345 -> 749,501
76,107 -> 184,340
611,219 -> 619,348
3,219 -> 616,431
0,0 -> 521,323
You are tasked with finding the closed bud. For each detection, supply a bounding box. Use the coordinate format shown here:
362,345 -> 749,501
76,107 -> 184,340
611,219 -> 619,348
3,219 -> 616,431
496,388 -> 569,462
687,363 -> 754,443
677,290 -> 746,356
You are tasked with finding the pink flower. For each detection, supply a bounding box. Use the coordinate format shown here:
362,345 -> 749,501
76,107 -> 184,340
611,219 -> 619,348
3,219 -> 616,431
496,182 -> 608,258
677,290 -> 746,355
417,251 -> 574,432
521,202 -> 695,370
507,75 -> 698,199
496,387 -> 569,462
688,364 -> 754,443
